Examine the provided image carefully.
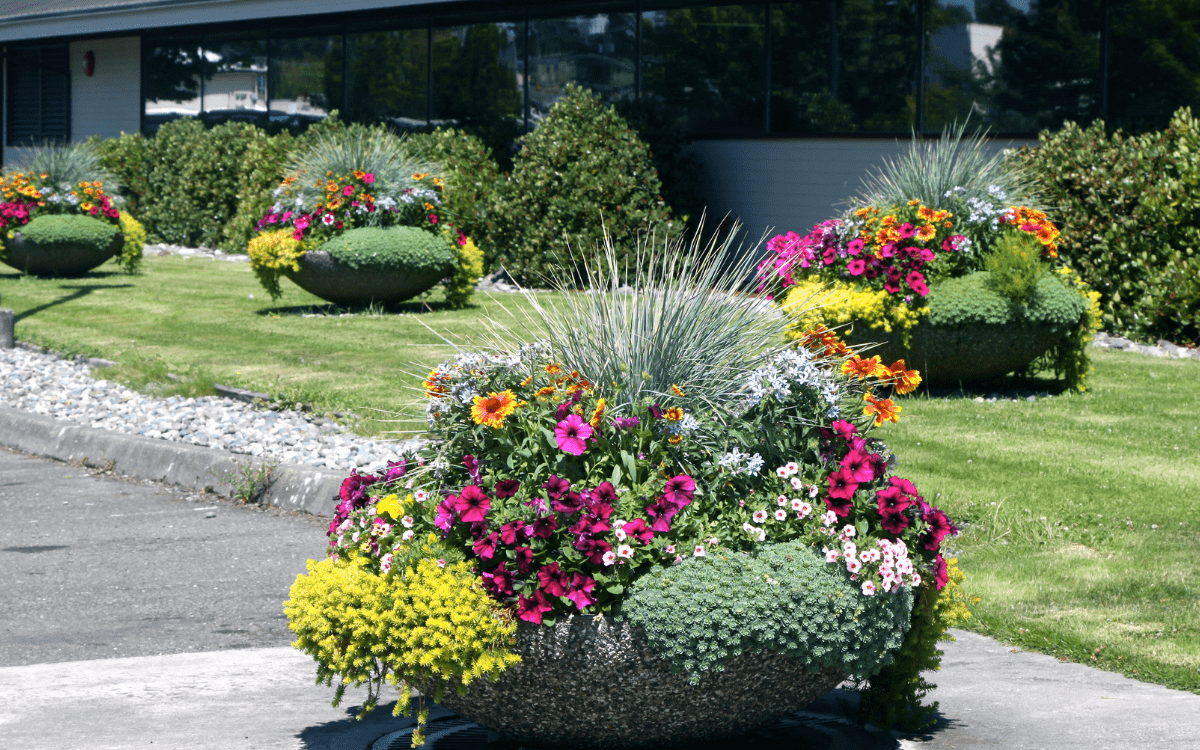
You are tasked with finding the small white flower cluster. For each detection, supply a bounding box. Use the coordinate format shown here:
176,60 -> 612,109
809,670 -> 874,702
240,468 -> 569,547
742,347 -> 841,416
718,447 -> 764,476
823,533 -> 916,596
773,461 -> 821,496
663,411 -> 699,438
945,184 -> 1008,233
376,195 -> 398,210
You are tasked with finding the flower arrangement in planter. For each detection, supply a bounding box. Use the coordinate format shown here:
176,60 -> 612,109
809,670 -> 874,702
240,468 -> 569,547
759,125 -> 1102,390
247,125 -> 482,308
0,143 -> 144,275
285,233 -> 968,747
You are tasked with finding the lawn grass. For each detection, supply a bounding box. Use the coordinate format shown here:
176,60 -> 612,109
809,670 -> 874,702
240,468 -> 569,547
3,257 -> 1197,693
881,350 -> 1200,693
0,255 -> 551,436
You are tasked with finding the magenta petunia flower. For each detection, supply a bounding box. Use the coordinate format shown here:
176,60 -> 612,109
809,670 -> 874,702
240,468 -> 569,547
555,414 -> 593,455
494,479 -> 521,498
566,574 -> 597,611
875,486 -> 911,513
514,545 -> 534,574
363,173 -> 375,184
516,590 -> 553,624
890,476 -> 919,496
531,513 -> 557,539
482,561 -> 514,596
434,496 -> 457,532
384,459 -> 407,482
826,467 -> 859,501
340,470 -> 379,505
847,238 -> 865,255
590,481 -> 618,505
899,222 -> 915,238
541,475 -> 570,500
621,518 -> 654,544
473,531 -> 500,560
463,455 -> 482,484
612,416 -> 641,430
455,485 -> 491,524
847,258 -> 867,276
499,520 -> 528,546
933,554 -> 949,590
552,490 -> 584,515
840,450 -> 876,483
663,475 -> 696,506
879,508 -> 910,535
537,562 -> 570,597
832,419 -> 857,441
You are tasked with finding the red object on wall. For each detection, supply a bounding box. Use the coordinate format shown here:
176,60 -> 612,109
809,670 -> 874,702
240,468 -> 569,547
83,50 -> 95,77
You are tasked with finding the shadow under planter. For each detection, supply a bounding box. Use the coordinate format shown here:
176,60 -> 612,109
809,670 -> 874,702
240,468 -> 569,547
285,250 -> 446,306
419,615 -> 846,749
844,320 -> 1068,387
2,228 -> 123,277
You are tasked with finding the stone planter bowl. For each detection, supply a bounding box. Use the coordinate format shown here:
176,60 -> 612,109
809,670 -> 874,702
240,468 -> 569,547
422,615 -> 845,749
843,319 -> 1068,386
285,250 -> 445,306
2,226 -> 123,277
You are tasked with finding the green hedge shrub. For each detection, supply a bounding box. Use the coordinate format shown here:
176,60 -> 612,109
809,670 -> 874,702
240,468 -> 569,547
91,133 -> 150,218
321,226 -> 456,275
486,84 -> 679,286
620,541 -> 912,684
1012,108 -> 1200,344
220,129 -> 296,253
408,127 -> 503,268
139,119 -> 259,247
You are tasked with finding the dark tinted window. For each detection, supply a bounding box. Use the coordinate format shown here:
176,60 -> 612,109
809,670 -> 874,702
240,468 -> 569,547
7,44 -> 70,146
770,1 -> 840,133
143,39 -> 202,132
1107,0 -> 1200,132
527,12 -> 637,123
641,4 -> 767,136
925,0 -> 1102,133
270,35 -> 344,130
346,28 -> 428,129
431,21 -> 524,148
200,38 -> 268,126
836,0 -> 920,134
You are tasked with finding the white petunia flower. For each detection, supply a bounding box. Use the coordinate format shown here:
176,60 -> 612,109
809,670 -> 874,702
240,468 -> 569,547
774,508 -> 789,522
752,510 -> 769,524
617,544 -> 634,559
401,529 -> 415,541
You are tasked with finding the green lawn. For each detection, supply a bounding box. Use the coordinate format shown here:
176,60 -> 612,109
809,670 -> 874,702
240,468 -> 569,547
881,350 -> 1200,693
3,257 -> 1198,692
0,255 -> 552,435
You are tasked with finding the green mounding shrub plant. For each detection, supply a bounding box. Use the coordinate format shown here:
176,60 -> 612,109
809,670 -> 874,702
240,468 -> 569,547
91,132 -> 150,217
1011,108 -> 1200,345
486,83 -> 679,287
17,213 -> 120,250
923,271 -> 1088,330
407,127 -> 502,267
982,233 -> 1048,305
320,225 -> 456,273
620,540 -> 913,684
855,119 -> 1047,215
138,118 -> 261,247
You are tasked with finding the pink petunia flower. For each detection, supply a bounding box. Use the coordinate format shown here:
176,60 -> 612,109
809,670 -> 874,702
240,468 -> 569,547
554,414 -> 593,455
861,581 -> 876,596
566,574 -> 597,611
516,590 -> 553,624
663,475 -> 696,506
454,485 -> 491,523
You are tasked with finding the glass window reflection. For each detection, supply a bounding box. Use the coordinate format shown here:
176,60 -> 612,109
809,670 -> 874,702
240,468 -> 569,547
770,1 -> 841,133
143,39 -> 203,132
200,38 -> 269,125
528,13 -> 637,124
271,35 -> 344,130
641,4 -> 767,136
347,28 -> 427,130
1107,0 -> 1200,132
431,22 -> 524,148
836,0 -> 919,134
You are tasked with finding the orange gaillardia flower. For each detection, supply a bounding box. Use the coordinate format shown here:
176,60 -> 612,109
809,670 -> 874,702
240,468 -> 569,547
545,363 -> 562,375
663,407 -> 684,422
590,398 -> 606,428
520,375 -> 534,387
885,360 -> 923,395
842,355 -> 883,380
471,390 -> 519,428
671,384 -> 686,397
864,393 -> 902,426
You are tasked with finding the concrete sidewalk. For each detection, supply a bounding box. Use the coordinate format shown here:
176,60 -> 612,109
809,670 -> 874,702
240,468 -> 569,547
2,629 -> 1197,750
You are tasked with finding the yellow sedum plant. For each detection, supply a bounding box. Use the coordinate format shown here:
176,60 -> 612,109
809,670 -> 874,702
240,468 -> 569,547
116,211 -> 145,272
442,230 -> 484,309
247,229 -> 308,300
782,278 -> 927,348
285,534 -> 519,747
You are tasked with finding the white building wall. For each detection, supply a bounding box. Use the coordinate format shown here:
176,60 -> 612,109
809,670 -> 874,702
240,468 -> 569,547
689,137 -> 1036,250
69,36 -> 141,141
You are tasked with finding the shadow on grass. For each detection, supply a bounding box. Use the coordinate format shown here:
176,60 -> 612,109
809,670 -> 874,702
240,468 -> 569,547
12,281 -> 135,323
257,299 -> 474,317
911,372 -> 1070,401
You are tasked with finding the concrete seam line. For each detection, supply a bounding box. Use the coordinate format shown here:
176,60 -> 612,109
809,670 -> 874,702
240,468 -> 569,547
0,406 -> 339,516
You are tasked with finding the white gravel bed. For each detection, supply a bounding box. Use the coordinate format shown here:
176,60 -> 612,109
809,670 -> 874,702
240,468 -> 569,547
0,346 -> 420,475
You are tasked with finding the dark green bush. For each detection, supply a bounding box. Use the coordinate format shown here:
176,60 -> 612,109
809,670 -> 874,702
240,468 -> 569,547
320,226 -> 456,275
220,129 -> 296,253
487,84 -> 679,286
620,541 -> 912,684
408,127 -> 502,267
18,214 -> 120,250
139,119 -> 259,247
92,132 -> 150,218
925,271 -> 1088,330
1013,108 -> 1200,344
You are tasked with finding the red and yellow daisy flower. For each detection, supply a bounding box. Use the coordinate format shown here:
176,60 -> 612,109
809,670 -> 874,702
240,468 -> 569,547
471,390 -> 519,428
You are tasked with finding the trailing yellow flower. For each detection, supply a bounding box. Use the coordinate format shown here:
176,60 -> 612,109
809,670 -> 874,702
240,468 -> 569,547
782,278 -> 927,348
248,229 -> 308,300
116,211 -> 145,273
284,536 -> 519,746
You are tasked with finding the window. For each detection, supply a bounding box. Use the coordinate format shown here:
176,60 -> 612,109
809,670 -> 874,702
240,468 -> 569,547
347,28 -> 427,129
271,35 -> 344,129
7,43 -> 70,146
527,12 -> 637,123
431,21 -> 524,148
143,38 -> 202,132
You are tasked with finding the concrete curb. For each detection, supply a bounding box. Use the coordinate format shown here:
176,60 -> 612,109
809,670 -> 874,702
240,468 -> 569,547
0,406 -> 341,516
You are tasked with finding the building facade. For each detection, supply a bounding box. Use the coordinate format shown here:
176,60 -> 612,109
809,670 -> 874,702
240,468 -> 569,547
0,0 -> 1195,237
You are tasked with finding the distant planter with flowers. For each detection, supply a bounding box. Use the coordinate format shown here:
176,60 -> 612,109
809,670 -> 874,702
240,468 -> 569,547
0,143 -> 144,276
759,126 -> 1102,391
284,235 -> 971,747
248,125 -> 482,308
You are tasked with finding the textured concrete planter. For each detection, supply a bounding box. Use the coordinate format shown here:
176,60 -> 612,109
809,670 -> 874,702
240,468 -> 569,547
424,615 -> 845,749
844,319 -> 1068,386
285,250 -> 444,305
2,226 -> 122,277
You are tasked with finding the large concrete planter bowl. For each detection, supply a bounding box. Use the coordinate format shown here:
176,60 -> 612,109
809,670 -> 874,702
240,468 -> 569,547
285,250 -> 447,306
424,615 -> 845,749
1,218 -> 122,276
843,319 -> 1067,386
